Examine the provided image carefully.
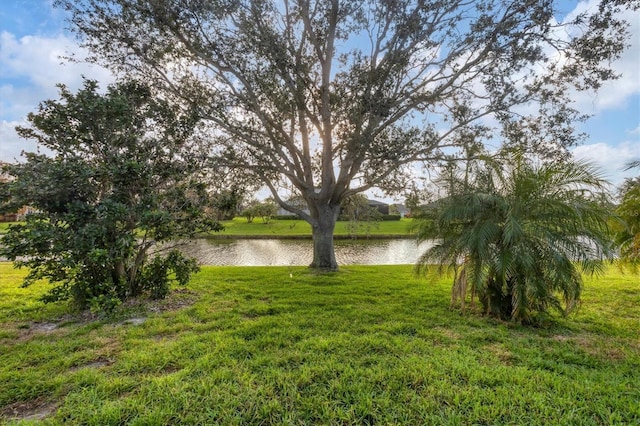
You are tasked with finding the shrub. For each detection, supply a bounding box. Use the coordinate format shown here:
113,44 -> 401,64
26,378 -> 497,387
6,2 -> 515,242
415,154 -> 614,323
0,80 -> 220,312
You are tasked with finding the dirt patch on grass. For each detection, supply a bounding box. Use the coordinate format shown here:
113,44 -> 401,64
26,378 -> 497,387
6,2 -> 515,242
486,343 -> 515,365
15,289 -> 197,335
69,357 -> 113,372
32,322 -> 59,332
114,290 -> 198,325
160,364 -> 182,375
118,317 -> 148,326
122,288 -> 198,315
9,321 -> 68,343
1,398 -> 57,422
434,327 -> 461,341
574,336 -> 627,361
552,334 -> 627,361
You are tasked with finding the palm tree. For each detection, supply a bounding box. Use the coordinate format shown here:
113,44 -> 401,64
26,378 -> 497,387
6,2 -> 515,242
415,154 -> 614,323
614,161 -> 640,270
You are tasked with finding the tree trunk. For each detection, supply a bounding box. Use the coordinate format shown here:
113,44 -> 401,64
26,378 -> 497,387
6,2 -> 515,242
309,203 -> 341,271
113,260 -> 127,298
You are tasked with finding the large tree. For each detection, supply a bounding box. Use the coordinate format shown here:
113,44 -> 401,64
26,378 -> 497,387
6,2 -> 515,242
0,80 -> 221,311
60,0 -> 636,270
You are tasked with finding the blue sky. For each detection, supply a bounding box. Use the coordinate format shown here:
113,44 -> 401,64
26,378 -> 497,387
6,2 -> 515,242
1,0 -> 638,188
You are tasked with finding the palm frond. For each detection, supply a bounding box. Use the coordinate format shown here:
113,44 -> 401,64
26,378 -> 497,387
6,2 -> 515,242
414,150 -> 614,323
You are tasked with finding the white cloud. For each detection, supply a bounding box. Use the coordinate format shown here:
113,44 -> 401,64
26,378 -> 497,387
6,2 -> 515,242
572,140 -> 640,186
0,31 -> 114,162
0,120 -> 43,162
564,0 -> 640,112
0,31 -> 114,121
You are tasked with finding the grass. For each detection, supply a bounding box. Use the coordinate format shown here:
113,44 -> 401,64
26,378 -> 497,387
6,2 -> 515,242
0,262 -> 638,425
215,217 -> 415,238
0,222 -> 19,234
1,218 -> 414,238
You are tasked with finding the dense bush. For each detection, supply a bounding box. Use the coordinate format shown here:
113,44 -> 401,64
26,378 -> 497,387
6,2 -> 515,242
0,80 -> 221,312
241,200 -> 278,224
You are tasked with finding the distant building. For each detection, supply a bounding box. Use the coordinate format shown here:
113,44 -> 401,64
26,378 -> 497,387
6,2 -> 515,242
275,197 -> 390,217
0,161 -> 11,183
366,199 -> 389,215
0,162 -> 14,221
0,161 -> 38,222
276,196 -> 310,217
16,206 -> 38,220
390,203 -> 409,217
276,206 -> 310,217
0,213 -> 17,222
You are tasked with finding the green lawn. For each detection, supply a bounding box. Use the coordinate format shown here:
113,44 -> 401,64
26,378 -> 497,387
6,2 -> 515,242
215,217 -> 415,238
1,219 -> 414,238
1,263 -> 638,424
0,222 -> 19,234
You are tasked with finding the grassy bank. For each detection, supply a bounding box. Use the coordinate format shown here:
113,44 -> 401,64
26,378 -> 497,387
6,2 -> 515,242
215,217 -> 414,238
1,263 -> 638,424
1,219 -> 414,238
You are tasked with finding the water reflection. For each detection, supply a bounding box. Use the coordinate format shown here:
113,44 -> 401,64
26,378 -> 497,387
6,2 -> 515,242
179,239 -> 434,266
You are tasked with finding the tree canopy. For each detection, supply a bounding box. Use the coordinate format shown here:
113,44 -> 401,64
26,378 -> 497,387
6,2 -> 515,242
59,0 -> 638,270
0,80 -> 221,311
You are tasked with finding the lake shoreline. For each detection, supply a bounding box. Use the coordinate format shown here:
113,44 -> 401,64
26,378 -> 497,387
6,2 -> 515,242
180,238 -> 432,266
200,233 -> 416,240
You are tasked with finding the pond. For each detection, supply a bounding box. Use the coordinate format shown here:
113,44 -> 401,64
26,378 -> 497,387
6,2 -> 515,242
178,238 -> 435,266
